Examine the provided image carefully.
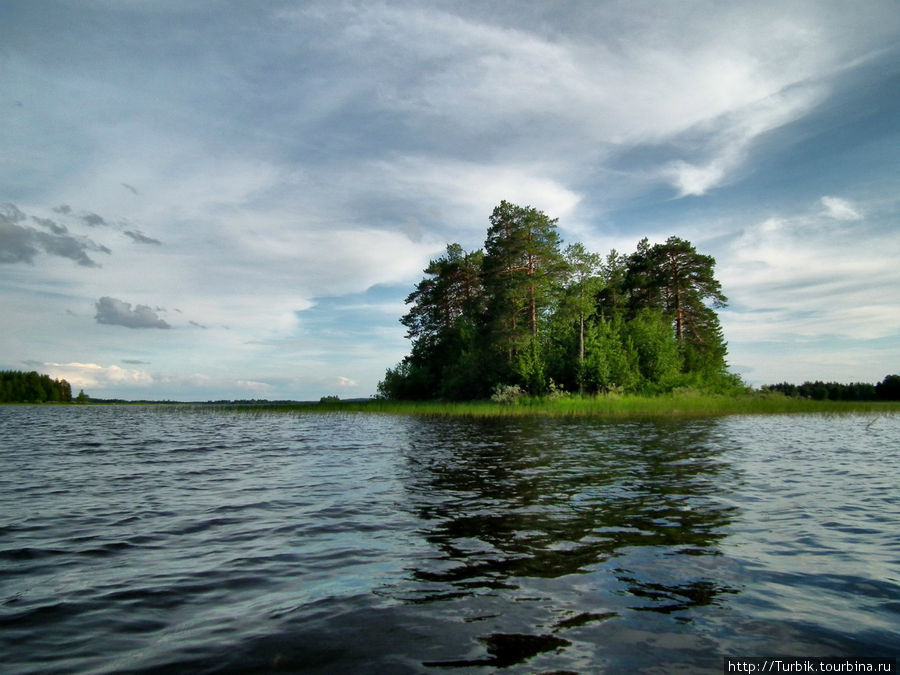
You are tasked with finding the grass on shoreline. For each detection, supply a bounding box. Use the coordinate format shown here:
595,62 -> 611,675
215,393 -> 900,419
11,393 -> 897,418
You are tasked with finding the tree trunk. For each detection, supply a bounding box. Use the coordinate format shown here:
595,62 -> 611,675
578,312 -> 585,395
530,285 -> 537,338
674,287 -> 683,340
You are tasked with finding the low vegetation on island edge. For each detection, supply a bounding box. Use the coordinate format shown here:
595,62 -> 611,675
239,393 -> 900,419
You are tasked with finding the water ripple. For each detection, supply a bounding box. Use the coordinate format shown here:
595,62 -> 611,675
0,406 -> 897,673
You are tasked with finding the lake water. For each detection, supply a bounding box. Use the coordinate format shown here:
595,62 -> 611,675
1,406 -> 897,673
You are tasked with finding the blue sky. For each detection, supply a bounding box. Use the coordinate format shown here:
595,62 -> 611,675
2,0 -> 898,400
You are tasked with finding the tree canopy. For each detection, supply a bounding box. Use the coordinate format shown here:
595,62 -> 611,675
763,376 -> 900,401
0,371 -> 73,403
379,201 -> 739,400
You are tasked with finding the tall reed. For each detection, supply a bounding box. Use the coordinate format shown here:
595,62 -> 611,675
228,394 -> 899,419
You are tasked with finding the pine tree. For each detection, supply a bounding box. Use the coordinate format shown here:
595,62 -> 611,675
481,201 -> 566,390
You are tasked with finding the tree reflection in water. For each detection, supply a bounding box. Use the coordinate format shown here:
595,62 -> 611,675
395,416 -> 742,667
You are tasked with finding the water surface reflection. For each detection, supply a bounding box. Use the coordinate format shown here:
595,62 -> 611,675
2,408 -> 896,674
392,417 -> 742,667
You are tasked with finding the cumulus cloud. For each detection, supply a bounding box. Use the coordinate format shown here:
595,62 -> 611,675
53,205 -> 72,214
337,376 -> 358,387
821,196 -> 862,221
95,296 -> 171,329
42,362 -> 154,389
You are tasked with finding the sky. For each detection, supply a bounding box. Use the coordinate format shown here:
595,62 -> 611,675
2,0 -> 899,401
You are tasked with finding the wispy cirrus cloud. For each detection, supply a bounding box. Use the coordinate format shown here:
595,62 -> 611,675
285,1 -> 880,200
661,85 -> 828,196
123,229 -> 162,245
720,195 -> 900,344
821,196 -> 862,221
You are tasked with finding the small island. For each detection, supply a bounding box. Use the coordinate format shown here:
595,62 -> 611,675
366,201 -> 898,415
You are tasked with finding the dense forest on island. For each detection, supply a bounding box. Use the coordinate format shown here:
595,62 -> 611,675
0,371 -> 73,403
378,200 -> 737,401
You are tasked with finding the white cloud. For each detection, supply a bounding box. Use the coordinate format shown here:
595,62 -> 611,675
662,84 -> 827,196
664,160 -> 729,199
42,362 -> 154,389
235,380 -> 273,394
719,198 -> 900,344
369,156 -> 582,236
289,2 -> 859,198
821,196 -> 862,221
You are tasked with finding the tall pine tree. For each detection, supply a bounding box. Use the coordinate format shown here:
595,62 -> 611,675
481,201 -> 566,391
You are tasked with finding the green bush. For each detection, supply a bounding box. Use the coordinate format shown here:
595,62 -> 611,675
491,383 -> 525,405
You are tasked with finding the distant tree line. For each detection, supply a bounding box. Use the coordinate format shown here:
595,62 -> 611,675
379,200 -> 738,400
762,375 -> 900,401
0,370 -> 73,403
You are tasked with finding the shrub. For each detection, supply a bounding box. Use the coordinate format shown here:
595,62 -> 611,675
491,383 -> 524,405
546,379 -> 570,401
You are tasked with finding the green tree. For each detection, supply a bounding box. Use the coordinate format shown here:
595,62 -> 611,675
387,243 -> 485,399
597,248 -> 629,319
401,243 -> 483,353
627,308 -> 683,390
583,316 -> 640,392
481,201 -> 566,390
560,243 -> 603,392
624,237 -> 661,315
875,375 -> 900,401
651,236 -> 726,349
377,204 -> 735,400
0,371 -> 73,402
623,236 -> 728,379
